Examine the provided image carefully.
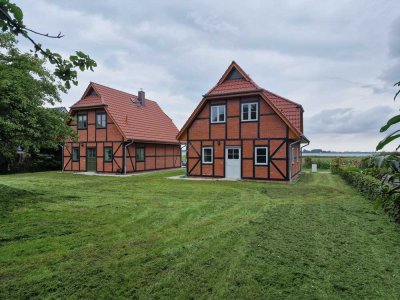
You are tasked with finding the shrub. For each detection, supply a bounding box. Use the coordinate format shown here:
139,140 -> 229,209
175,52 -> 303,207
332,166 -> 400,223
30,154 -> 60,172
304,157 -> 312,168
303,156 -> 331,169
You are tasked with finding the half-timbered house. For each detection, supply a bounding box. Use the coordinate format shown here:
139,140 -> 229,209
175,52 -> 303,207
63,82 -> 181,173
177,61 -> 309,181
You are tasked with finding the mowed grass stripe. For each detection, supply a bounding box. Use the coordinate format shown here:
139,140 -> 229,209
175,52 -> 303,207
0,170 -> 400,299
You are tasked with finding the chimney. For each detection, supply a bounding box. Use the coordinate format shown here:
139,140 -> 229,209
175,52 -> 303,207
138,89 -> 145,106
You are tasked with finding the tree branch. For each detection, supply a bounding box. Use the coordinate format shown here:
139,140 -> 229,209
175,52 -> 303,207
24,27 -> 64,39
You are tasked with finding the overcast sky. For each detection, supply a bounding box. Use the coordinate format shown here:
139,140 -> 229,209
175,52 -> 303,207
17,1 -> 400,151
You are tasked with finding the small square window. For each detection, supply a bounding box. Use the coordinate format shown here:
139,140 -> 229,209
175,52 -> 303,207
202,147 -> 213,164
96,113 -> 106,128
227,148 -> 239,159
211,105 -> 226,123
241,102 -> 258,121
77,114 -> 87,129
136,147 -> 145,162
72,147 -> 80,161
104,147 -> 113,162
255,147 -> 268,165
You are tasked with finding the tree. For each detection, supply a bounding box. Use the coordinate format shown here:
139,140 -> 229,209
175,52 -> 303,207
0,0 -> 96,89
0,33 -> 75,161
376,81 -> 400,151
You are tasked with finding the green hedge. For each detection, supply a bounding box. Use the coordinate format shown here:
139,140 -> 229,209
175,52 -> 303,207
332,166 -> 400,223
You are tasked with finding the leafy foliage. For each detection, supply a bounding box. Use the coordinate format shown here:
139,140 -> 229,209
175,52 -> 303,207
0,0 -> 96,88
376,81 -> 400,150
0,33 -> 75,161
332,164 -> 400,223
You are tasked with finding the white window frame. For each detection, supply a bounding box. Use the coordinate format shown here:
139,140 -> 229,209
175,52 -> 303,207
241,102 -> 258,122
202,147 -> 213,164
210,105 -> 226,123
255,146 -> 268,165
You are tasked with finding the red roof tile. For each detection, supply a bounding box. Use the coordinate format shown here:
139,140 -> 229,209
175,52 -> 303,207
207,79 -> 259,95
262,90 -> 302,132
70,95 -> 104,108
70,82 -> 179,144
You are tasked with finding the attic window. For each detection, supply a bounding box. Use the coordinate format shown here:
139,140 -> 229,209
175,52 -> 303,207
85,87 -> 98,97
225,68 -> 244,81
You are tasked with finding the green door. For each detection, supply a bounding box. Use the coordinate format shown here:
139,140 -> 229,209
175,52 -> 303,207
86,147 -> 97,171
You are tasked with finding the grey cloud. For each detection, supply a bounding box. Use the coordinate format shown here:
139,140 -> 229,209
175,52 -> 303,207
389,16 -> 400,58
380,16 -> 400,86
305,106 -> 398,135
15,0 -> 400,150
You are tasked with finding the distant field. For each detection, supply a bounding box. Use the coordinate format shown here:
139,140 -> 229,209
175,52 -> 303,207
1,170 -> 400,298
302,156 -> 364,170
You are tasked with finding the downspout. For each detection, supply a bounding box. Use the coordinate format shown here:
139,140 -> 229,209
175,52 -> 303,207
123,140 -> 134,175
300,141 -> 310,153
59,144 -> 64,172
288,140 -> 301,183
300,140 -> 310,174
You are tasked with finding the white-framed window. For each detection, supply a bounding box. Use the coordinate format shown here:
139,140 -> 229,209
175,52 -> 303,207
255,146 -> 268,165
211,105 -> 226,123
227,148 -> 240,159
241,102 -> 258,121
202,147 -> 213,164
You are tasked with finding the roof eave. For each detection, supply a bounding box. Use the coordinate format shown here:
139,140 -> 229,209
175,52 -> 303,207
69,104 -> 106,111
203,89 -> 264,98
128,138 -> 180,145
300,135 -> 310,143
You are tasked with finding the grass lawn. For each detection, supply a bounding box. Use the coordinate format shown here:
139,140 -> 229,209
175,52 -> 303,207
1,170 -> 400,299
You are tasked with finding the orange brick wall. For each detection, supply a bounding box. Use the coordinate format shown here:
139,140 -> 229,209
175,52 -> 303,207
63,108 -> 181,173
185,96 -> 302,181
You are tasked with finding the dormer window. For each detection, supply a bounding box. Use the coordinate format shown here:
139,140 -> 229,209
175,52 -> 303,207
86,87 -> 98,97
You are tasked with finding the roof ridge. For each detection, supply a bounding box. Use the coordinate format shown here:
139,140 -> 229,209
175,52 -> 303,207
91,82 -> 156,103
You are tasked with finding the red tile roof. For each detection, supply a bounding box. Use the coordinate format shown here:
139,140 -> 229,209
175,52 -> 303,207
177,61 -> 306,140
207,78 -> 259,95
69,95 -> 104,108
262,90 -> 302,133
70,82 -> 179,144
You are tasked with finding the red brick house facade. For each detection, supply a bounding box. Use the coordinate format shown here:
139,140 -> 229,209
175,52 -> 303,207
177,62 -> 309,181
63,83 -> 181,173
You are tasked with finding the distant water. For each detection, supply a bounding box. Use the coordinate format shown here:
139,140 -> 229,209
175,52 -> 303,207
303,153 -> 375,157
